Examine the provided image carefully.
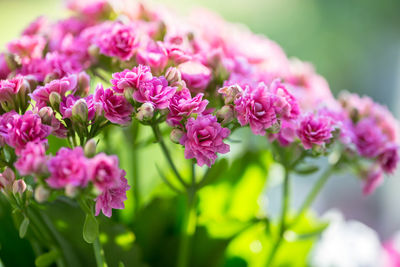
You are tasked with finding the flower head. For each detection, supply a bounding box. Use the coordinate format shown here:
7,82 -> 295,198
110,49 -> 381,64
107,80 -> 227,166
15,141 -> 47,176
297,113 -> 334,149
110,65 -> 153,93
88,153 -> 122,192
180,114 -> 230,167
133,76 -> 176,109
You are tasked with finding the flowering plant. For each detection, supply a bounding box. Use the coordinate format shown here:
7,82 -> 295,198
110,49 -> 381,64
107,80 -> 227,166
0,0 -> 399,266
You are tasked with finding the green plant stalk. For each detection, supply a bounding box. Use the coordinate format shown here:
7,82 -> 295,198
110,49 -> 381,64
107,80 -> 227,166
131,120 -> 140,216
151,123 -> 188,187
93,237 -> 107,267
266,167 -> 291,267
177,186 -> 197,267
289,167 -> 334,229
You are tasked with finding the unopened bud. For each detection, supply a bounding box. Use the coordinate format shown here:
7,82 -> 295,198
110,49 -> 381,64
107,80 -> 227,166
84,139 -> 97,158
65,184 -> 78,198
72,99 -> 88,123
34,185 -> 49,203
44,73 -> 59,84
3,53 -> 18,72
12,180 -> 27,195
136,102 -> 154,121
38,107 -> 54,125
75,72 -> 90,97
165,67 -> 181,84
124,87 -> 135,105
218,84 -> 243,104
88,44 -> 100,58
0,167 -> 15,190
170,128 -> 184,144
216,105 -> 235,125
49,91 -> 61,110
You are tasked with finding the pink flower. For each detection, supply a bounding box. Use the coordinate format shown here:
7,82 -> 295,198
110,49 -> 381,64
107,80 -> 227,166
31,74 -> 78,108
133,76 -> 176,109
297,113 -> 334,149
3,111 -> 51,153
354,118 -> 387,158
269,79 -> 300,120
167,88 -> 208,127
60,94 -> 97,121
110,65 -> 153,93
234,83 -> 277,135
384,239 -> 400,267
180,114 -> 230,167
362,166 -> 384,195
0,76 -> 29,107
94,84 -> 133,124
379,144 -> 399,174
136,41 -> 168,73
7,35 -> 46,64
95,171 -> 130,217
271,119 -> 298,147
98,22 -> 138,60
37,107 -> 68,138
178,61 -> 212,93
15,142 -> 47,176
22,16 -> 47,36
46,147 -> 88,189
0,53 -> 11,79
88,153 -> 123,191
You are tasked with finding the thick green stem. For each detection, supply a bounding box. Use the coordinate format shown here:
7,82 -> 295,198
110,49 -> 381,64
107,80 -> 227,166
266,167 -> 291,267
93,237 -> 107,267
151,124 -> 188,187
289,167 -> 334,228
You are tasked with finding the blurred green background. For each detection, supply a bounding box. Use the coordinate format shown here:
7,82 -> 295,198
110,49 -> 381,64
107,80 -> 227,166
0,0 -> 400,255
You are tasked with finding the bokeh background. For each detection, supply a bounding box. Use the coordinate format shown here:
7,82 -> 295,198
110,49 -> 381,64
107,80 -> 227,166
0,0 -> 399,240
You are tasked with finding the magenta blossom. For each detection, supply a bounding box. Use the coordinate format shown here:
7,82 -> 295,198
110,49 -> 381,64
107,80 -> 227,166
234,83 -> 278,136
178,61 -> 212,93
136,41 -> 169,73
354,118 -> 387,158
94,84 -> 133,125
95,170 -> 130,217
0,53 -> 11,79
133,76 -> 176,109
297,113 -> 334,149
88,153 -> 123,192
31,74 -> 78,108
270,119 -> 298,147
167,88 -> 208,127
7,35 -> 46,64
180,114 -> 230,167
60,94 -> 97,121
98,22 -> 138,60
4,111 -> 51,153
46,147 -> 88,189
362,166 -> 384,195
379,144 -> 399,174
22,16 -> 47,36
269,79 -> 300,120
110,65 -> 153,93
15,142 -> 47,176
0,76 -> 29,106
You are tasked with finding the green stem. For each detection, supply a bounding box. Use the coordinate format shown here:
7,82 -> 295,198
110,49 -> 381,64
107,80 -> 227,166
131,121 -> 140,216
151,124 -> 188,187
93,237 -> 107,267
266,167 -> 290,267
177,188 -> 197,267
289,167 -> 334,229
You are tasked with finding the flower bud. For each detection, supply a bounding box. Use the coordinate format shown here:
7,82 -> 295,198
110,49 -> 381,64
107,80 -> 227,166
38,107 -> 54,125
0,167 -> 15,191
44,72 -> 59,84
34,185 -> 49,203
75,72 -> 90,97
218,84 -> 243,104
165,67 -> 181,85
136,102 -> 154,121
84,139 -> 97,158
49,91 -> 61,110
12,180 -> 27,195
216,105 -> 235,125
170,128 -> 184,144
65,184 -> 77,198
88,44 -> 100,58
72,99 -> 88,123
124,87 -> 135,105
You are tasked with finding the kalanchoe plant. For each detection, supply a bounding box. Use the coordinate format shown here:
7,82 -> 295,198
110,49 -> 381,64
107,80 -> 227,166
0,0 -> 399,267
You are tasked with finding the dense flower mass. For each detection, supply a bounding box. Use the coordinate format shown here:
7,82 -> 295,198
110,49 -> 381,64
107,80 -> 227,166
0,0 -> 398,225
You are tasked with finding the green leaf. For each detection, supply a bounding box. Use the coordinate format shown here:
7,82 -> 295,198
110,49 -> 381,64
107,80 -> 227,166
118,262 -> 126,267
294,164 -> 319,175
83,214 -> 99,244
19,217 -> 29,238
35,250 -> 60,267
